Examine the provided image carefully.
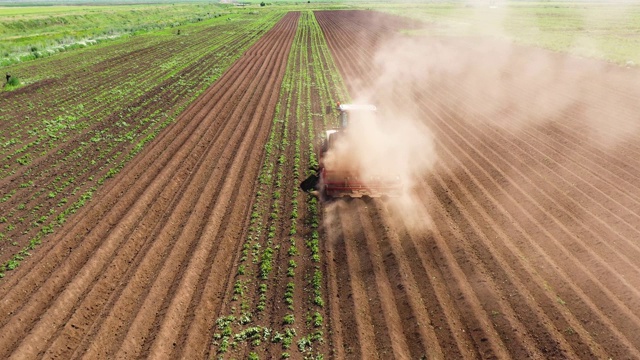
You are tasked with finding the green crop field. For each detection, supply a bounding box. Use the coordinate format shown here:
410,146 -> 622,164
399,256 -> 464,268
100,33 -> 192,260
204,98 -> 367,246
0,7 -> 283,277
1,0 -> 638,274
5,1 -> 637,67
0,2 -> 235,66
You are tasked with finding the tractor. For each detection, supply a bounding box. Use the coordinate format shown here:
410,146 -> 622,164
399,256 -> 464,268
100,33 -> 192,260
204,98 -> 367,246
301,102 -> 403,198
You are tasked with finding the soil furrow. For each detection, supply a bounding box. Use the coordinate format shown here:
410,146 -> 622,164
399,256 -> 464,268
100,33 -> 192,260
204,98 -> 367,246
145,16 -> 298,359
421,104 -> 640,357
0,12 -> 295,359
332,201 -> 379,358
316,9 -> 640,358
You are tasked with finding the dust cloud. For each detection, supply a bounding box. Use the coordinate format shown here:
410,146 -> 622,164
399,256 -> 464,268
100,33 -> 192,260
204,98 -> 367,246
321,36 -> 440,231
401,1 -> 640,145
321,2 -> 640,231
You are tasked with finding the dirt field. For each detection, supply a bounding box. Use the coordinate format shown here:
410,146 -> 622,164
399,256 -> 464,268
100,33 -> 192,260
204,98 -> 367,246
1,8 -> 640,360
316,10 -> 640,359
0,12 -> 298,359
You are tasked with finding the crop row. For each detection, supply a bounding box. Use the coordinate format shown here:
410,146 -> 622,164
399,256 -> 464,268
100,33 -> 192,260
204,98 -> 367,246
210,10 -> 348,360
0,11 -> 284,278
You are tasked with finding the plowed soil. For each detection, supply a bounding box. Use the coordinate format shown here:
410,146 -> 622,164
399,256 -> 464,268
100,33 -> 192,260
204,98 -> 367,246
315,10 -> 640,359
0,12 -> 299,359
2,8 -> 640,360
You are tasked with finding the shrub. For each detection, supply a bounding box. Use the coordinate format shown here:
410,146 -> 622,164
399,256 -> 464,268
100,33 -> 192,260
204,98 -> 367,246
7,76 -> 19,86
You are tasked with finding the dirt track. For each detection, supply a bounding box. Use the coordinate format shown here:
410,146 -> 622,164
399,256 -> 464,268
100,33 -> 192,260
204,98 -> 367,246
316,10 -> 640,359
0,12 -> 299,359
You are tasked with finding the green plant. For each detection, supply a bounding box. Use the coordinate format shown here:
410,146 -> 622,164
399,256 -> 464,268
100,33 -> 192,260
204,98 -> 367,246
7,76 -> 19,87
283,313 -> 294,325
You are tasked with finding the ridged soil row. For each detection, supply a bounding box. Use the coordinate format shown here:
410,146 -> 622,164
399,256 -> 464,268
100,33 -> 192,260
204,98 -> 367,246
0,15 -> 274,134
265,13 -> 329,359
0,17 -> 273,184
316,11 -> 486,358
0,16 -> 277,163
408,37 -> 640,356
430,83 -> 640,290
1,26 -> 213,145
0,18 -> 280,326
79,18 -> 296,360
327,201 -> 379,358
141,17 -> 298,360
472,57 -> 640,211
418,75 -> 640,357
420,32 -> 624,355
0,12 -> 299,359
316,9 -> 640,359
450,11 -> 639,358
404,29 -> 640,288
0,14 -> 282,273
420,134 -> 607,358
206,11 -> 340,359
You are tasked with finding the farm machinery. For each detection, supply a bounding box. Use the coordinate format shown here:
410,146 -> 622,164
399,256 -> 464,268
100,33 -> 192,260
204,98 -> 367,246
301,102 -> 403,199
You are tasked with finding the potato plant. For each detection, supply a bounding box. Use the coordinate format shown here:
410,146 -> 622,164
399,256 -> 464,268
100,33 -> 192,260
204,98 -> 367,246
0,11 -> 284,278
210,10 -> 349,359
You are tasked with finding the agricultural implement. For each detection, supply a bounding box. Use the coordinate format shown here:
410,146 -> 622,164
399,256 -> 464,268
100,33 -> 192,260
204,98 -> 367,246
301,102 -> 402,199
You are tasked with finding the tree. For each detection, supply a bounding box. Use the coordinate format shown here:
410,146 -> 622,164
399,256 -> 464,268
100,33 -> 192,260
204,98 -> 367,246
260,2 -> 266,6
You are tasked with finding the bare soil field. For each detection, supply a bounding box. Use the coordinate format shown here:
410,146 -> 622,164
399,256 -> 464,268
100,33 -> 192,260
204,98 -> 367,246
315,9 -> 640,359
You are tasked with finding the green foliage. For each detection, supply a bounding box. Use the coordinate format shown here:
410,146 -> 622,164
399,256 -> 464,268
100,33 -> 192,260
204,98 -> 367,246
0,3 -> 233,67
7,76 -> 19,87
282,327 -> 296,349
312,311 -> 323,327
282,313 -> 294,325
0,6 -> 280,279
259,247 -> 274,280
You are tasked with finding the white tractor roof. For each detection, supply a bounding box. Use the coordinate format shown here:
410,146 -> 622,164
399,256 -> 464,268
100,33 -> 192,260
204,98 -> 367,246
337,103 -> 377,112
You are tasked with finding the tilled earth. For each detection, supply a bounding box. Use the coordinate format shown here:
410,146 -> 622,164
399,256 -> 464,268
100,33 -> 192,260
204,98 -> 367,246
316,9 -> 640,359
0,12 -> 299,359
1,9 -> 640,360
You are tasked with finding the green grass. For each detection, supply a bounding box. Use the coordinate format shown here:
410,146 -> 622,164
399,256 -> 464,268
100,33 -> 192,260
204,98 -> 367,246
0,5 -> 113,16
371,1 -> 640,65
0,0 -> 353,69
0,3 -> 235,66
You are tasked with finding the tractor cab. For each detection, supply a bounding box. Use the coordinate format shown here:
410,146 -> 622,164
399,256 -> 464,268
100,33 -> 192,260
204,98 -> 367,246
335,103 -> 377,128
